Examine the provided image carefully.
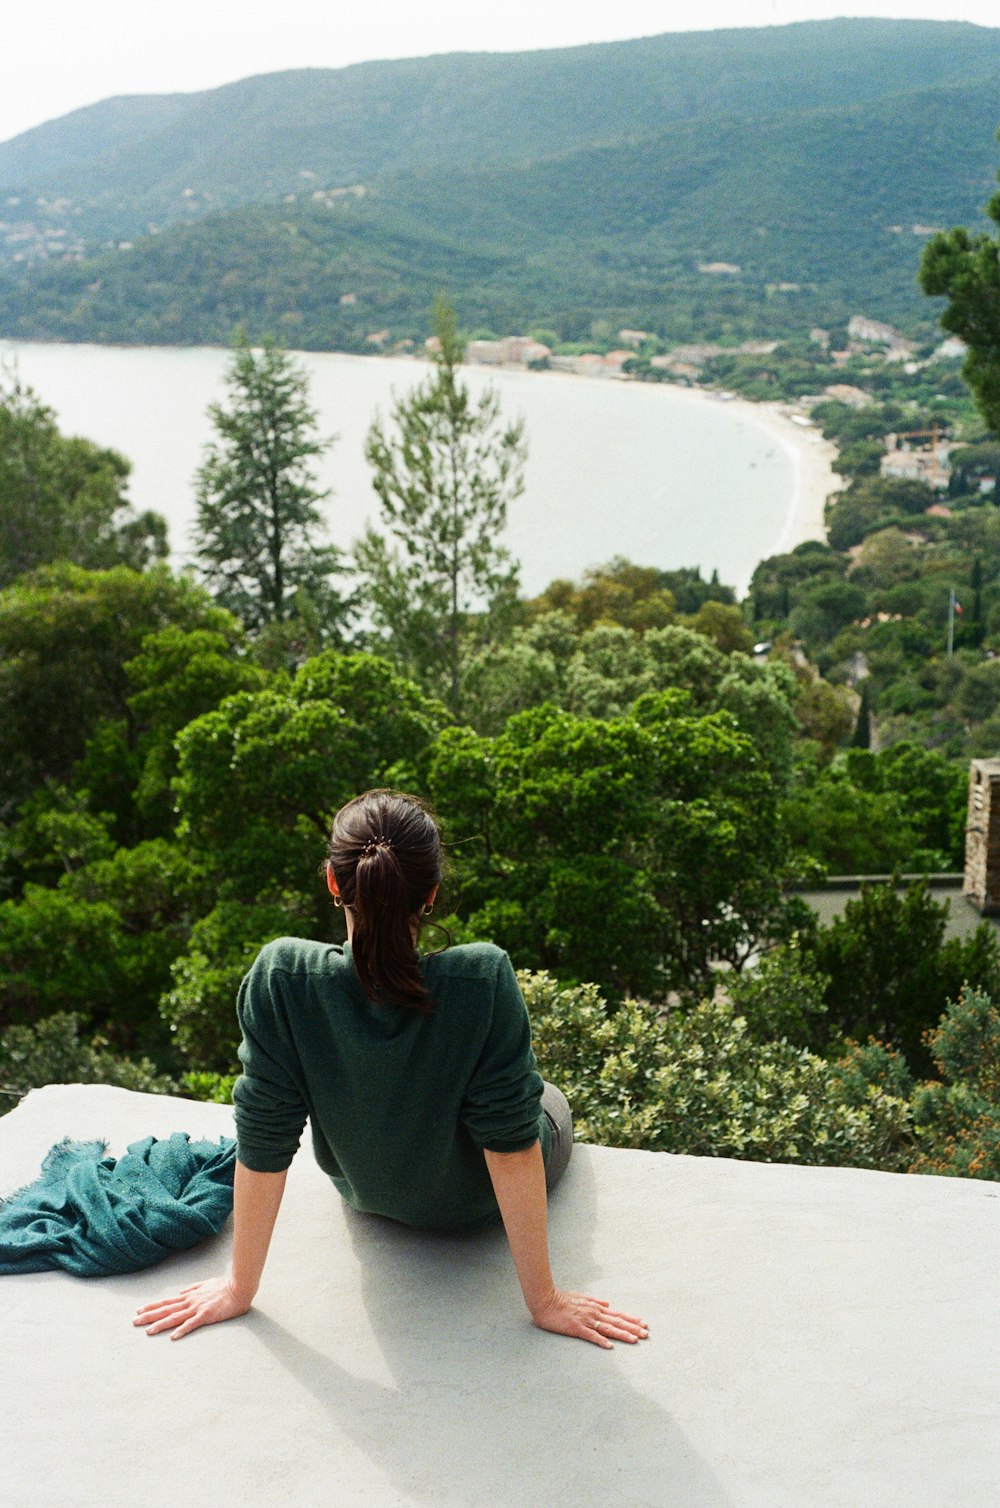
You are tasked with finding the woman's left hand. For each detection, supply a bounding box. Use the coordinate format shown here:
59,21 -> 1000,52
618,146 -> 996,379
132,1274 -> 252,1340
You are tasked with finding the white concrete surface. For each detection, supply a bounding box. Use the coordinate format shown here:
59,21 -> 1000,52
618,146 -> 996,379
2,1083 -> 998,1508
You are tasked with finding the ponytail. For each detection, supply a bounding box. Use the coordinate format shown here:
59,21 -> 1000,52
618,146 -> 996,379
326,790 -> 444,1012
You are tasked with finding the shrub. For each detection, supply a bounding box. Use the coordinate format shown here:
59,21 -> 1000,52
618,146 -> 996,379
0,1012 -> 175,1117
179,1070 -> 239,1104
522,970 -> 915,1170
910,986 -> 1000,1180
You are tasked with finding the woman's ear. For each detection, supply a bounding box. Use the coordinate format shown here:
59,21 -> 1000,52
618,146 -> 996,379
325,862 -> 340,899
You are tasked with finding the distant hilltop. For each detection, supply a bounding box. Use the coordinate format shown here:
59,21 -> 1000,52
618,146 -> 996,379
0,18 -> 999,352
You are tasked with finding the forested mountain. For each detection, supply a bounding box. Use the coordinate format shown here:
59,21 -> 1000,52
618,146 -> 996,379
1,19 -> 999,348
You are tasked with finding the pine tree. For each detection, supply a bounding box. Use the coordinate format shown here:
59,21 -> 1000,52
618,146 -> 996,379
193,334 -> 349,639
356,298 -> 526,713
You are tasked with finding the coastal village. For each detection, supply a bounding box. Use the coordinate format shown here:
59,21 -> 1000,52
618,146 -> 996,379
420,316 -> 987,498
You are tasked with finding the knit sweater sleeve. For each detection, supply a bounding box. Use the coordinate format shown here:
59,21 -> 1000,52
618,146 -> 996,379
459,950 -> 545,1154
231,945 -> 310,1174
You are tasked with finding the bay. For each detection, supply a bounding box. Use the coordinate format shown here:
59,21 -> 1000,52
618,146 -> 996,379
0,341 -> 824,597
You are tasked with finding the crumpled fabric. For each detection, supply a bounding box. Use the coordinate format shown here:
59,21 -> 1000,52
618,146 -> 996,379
0,1131 -> 237,1277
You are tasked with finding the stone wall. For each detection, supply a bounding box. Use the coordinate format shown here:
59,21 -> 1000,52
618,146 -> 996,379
963,759 -> 1000,912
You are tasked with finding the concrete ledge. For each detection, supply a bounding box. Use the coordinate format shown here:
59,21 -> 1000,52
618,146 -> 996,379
2,1084 -> 999,1508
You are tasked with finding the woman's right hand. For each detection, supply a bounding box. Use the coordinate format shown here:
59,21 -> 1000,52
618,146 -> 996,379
530,1289 -> 649,1349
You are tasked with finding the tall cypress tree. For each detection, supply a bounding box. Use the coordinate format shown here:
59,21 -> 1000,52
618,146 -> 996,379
193,334 -> 349,639
851,679 -> 872,750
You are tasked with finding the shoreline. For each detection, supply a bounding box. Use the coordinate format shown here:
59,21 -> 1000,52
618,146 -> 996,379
1,336 -> 841,585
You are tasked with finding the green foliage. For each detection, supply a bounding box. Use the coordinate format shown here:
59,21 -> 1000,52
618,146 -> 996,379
459,634 -> 561,737
0,1012 -> 175,1118
193,334 -> 351,639
161,900 -> 303,1069
179,1070 -> 239,1104
461,618 -> 798,782
725,935 -> 829,1048
124,622 -> 268,827
0,885 -> 125,1028
920,136 -> 1000,435
833,438 -> 885,479
173,650 -> 447,907
523,970 -> 914,1169
783,743 -> 967,872
0,838 -> 199,1051
524,558 -> 678,633
826,477 -> 937,551
0,562 -> 229,819
357,298 -> 526,713
910,986 -> 1000,1179
0,370 -> 167,588
686,600 -> 753,654
2,786 -> 116,891
750,541 -> 845,620
789,577 -> 868,648
792,674 -> 857,763
429,691 -> 795,1000
811,878 -> 1000,1069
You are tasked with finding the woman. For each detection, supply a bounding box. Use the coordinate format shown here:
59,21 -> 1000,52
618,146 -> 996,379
134,789 -> 648,1349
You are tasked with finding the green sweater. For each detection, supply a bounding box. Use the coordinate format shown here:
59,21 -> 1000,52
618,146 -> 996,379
232,937 -> 551,1231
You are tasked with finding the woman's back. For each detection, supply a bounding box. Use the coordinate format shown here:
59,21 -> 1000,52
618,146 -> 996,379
136,789 -> 646,1353
232,936 -> 551,1230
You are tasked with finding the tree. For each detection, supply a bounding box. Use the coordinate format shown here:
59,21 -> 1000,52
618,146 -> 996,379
172,651 -> 448,910
0,1013 -> 174,1119
811,878 -> 1000,1072
357,297 -> 527,712
920,133 -> 1000,436
686,600 -> 754,654
0,369 -> 167,587
193,334 -> 349,637
524,557 -> 676,633
850,680 -> 872,749
0,563 -> 228,820
427,691 -> 795,1000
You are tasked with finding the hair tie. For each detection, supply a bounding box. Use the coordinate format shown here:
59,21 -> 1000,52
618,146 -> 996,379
361,835 -> 391,857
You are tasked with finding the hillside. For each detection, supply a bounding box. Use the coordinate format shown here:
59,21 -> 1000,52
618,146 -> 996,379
1,19 -> 999,348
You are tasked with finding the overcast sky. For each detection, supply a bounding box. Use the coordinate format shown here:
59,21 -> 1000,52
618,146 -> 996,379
4,1 -> 998,146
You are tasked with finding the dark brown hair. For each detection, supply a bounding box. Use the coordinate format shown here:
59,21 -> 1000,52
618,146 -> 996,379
326,789 -> 444,1013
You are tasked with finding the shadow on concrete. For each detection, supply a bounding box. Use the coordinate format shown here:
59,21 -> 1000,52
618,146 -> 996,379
251,1154 -> 730,1508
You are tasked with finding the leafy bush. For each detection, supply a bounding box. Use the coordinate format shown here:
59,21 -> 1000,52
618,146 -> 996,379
0,1012 -> 175,1117
523,970 -> 914,1170
179,1070 -> 239,1104
910,986 -> 1000,1180
724,934 -> 828,1048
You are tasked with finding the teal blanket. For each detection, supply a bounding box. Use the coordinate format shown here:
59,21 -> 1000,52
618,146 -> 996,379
0,1132 -> 236,1277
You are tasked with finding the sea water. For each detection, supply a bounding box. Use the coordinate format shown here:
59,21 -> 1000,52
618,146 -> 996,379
0,341 -> 799,596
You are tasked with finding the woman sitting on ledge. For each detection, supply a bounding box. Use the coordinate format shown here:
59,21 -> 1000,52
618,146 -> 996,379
134,789 -> 648,1349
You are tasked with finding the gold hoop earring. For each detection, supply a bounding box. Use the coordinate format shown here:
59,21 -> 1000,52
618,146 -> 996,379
422,902 -> 434,916
333,895 -> 343,909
